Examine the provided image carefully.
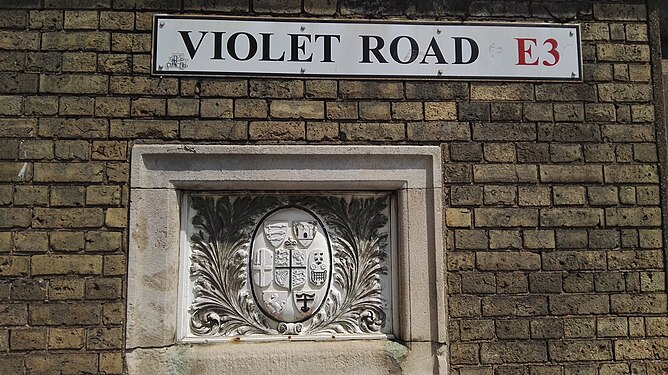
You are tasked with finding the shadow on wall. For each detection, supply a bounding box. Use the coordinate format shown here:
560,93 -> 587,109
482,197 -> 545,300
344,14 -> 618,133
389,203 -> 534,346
662,1 -> 668,57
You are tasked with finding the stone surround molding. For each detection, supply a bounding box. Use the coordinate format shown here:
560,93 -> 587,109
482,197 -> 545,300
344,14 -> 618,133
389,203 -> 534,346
126,145 -> 446,374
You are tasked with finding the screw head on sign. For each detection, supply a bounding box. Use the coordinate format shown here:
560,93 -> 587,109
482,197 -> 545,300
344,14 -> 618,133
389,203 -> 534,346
437,69 -> 443,75
300,67 -> 306,73
159,21 -> 165,28
301,25 -> 306,31
158,65 -> 163,70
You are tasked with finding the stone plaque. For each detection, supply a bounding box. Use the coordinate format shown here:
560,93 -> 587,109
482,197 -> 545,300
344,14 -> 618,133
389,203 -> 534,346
181,193 -> 393,340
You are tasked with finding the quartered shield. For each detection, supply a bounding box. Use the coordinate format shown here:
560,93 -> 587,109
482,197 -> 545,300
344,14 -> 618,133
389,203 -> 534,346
250,207 -> 332,323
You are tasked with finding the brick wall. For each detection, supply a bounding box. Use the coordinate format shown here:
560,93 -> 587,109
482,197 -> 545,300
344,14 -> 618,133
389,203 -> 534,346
0,0 -> 666,374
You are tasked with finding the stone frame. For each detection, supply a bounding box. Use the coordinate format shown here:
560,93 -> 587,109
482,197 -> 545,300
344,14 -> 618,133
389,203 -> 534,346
126,145 -> 446,374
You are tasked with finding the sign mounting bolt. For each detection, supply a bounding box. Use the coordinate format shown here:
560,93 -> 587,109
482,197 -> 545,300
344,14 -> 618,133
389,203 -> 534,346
571,72 -> 576,78
159,21 -> 165,28
158,65 -> 164,70
301,25 -> 306,31
569,31 -> 574,37
437,69 -> 443,76
300,67 -> 306,73
436,28 -> 441,34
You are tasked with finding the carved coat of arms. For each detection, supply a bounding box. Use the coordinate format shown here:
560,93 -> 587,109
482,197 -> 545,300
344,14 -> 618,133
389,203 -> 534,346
250,208 -> 330,323
186,194 -> 391,338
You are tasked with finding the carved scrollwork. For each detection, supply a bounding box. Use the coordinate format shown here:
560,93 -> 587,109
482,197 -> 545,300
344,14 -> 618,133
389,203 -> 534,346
186,194 -> 390,337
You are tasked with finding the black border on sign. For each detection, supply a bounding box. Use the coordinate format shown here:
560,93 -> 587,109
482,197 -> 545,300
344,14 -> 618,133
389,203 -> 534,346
151,15 -> 583,82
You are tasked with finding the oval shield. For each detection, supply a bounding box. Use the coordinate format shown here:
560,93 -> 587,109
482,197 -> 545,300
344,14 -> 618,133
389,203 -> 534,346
250,207 -> 331,323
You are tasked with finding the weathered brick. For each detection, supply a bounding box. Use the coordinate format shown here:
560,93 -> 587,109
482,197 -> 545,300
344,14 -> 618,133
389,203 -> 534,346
611,294 -> 667,314
92,141 -> 126,161
471,83 -> 534,101
407,122 -> 470,141
597,44 -> 649,62
602,124 -> 654,142
271,100 -> 324,119
50,232 -> 85,252
305,80 -> 337,98
549,295 -> 609,315
496,320 -> 530,339
64,10 -> 98,29
450,143 -> 482,162
0,72 -> 38,93
484,186 -> 516,206
0,304 -> 27,325
598,83 -> 652,102
25,353 -> 98,375
458,102 -> 490,121
39,118 -> 108,138
461,273 -> 495,294
95,97 -> 130,117
446,208 -> 471,228
306,122 -> 338,141
201,99 -> 233,118
19,140 -> 54,160
0,256 -> 29,277
50,186 -> 85,207
391,102 -> 422,120
31,255 -> 102,276
543,251 -> 606,271
473,165 -> 537,183
339,81 -> 403,99
615,339 -> 668,360
482,296 -> 548,317
449,295 -> 481,318
48,328 -> 85,349
85,278 -> 122,300
326,102 -> 358,120
109,76 -> 178,95
110,119 -> 178,138
10,328 -> 47,350
34,163 -> 103,183
604,165 -> 658,183
472,123 -> 535,141
539,165 -> 602,183
606,207 -> 661,227
608,250 -> 663,270
480,341 -> 547,364
249,121 -> 304,141
477,252 -> 540,271
460,319 -> 494,340
0,208 -> 31,228
593,4 -> 646,20
484,143 -> 516,162
535,84 -> 597,102
33,208 -> 104,228
248,80 -> 298,98
340,123 -> 404,141
0,162 -> 32,182
405,82 -> 468,100
130,98 -> 165,117
0,31 -> 39,50
450,342 -> 479,365
48,278 -> 85,300
42,31 -> 109,51
13,231 -> 48,252
549,341 -> 612,361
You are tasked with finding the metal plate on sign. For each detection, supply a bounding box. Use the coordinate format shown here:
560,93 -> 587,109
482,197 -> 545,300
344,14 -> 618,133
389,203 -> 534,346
152,16 -> 582,80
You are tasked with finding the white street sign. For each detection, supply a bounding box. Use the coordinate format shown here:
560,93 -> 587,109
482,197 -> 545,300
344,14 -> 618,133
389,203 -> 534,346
152,16 -> 581,80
